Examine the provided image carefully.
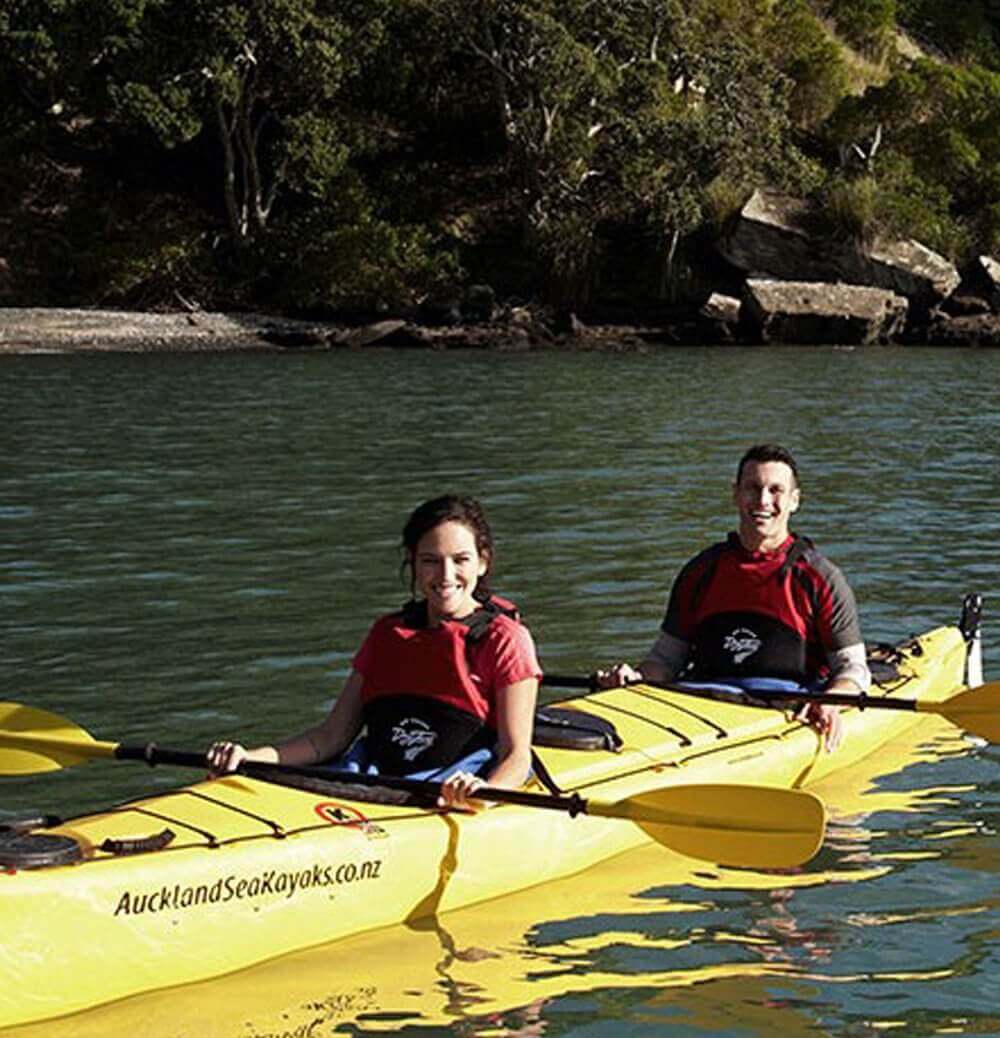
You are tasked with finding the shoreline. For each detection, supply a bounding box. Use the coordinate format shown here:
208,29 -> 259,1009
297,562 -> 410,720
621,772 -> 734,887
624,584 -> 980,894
0,305 -> 656,354
0,308 -> 345,355
0,306 -> 661,355
3,304 -> 999,354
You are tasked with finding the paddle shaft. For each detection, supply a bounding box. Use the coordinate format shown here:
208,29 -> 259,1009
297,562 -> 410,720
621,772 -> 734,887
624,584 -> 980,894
115,742 -> 587,814
542,674 -> 999,743
0,707 -> 828,866
542,674 -> 923,712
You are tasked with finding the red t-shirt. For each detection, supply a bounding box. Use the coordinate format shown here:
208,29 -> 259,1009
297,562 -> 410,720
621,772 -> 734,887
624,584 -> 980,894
662,533 -> 862,681
353,611 -> 541,726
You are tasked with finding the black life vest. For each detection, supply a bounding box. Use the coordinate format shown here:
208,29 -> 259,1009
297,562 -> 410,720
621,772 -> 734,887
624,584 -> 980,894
685,535 -> 819,683
359,594 -> 520,773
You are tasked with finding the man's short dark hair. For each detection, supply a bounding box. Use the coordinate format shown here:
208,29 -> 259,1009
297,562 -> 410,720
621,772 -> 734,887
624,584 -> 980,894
736,444 -> 800,487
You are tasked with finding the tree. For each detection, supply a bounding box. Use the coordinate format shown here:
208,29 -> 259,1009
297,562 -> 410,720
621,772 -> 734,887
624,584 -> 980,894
411,0 -> 817,304
105,0 -> 386,244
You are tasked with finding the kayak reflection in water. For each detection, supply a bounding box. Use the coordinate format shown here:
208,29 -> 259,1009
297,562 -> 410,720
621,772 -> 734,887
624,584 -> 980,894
596,444 -> 870,752
208,495 -> 541,810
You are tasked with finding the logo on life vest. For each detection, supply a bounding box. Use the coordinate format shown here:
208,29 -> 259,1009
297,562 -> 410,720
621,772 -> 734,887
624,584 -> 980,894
390,717 -> 437,762
723,627 -> 762,664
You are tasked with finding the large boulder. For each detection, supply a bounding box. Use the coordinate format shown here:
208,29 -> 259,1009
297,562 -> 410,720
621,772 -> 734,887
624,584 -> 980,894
743,279 -> 908,345
720,190 -> 960,308
852,239 -> 961,306
718,191 -> 839,282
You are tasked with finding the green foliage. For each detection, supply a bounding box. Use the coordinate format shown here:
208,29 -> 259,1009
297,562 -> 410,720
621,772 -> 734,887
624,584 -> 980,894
976,201 -> 1000,254
875,153 -> 969,257
814,160 -> 967,258
768,0 -> 852,128
3,0 -> 1000,313
101,0 -> 384,240
827,0 -> 897,61
702,177 -> 752,233
92,202 -> 219,308
111,81 -> 201,145
817,173 -> 879,246
264,213 -> 461,313
825,57 -> 1000,254
897,0 -> 1000,70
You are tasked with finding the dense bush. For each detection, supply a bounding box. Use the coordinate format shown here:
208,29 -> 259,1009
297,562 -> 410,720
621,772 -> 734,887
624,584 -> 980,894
827,0 -> 898,60
1,0 -> 998,311
824,57 -> 1000,258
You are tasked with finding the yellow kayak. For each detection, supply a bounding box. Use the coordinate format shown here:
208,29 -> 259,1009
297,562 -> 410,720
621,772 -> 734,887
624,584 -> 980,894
2,711 -> 965,1038
0,605 -> 983,1029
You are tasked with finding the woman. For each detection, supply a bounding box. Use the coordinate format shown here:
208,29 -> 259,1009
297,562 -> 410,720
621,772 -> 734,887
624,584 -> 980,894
208,496 -> 541,809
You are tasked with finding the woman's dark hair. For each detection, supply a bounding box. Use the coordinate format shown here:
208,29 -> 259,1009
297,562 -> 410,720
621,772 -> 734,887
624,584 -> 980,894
735,444 -> 800,488
401,495 -> 495,597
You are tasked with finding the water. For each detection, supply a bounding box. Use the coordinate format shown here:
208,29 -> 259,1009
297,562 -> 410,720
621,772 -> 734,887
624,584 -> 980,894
1,344 -> 997,1035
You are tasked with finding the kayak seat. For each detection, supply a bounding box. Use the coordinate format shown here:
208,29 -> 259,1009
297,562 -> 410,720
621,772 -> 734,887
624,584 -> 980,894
236,708 -> 624,807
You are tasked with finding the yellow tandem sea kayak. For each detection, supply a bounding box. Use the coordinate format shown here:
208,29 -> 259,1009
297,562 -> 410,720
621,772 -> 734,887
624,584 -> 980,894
0,603 -> 983,1029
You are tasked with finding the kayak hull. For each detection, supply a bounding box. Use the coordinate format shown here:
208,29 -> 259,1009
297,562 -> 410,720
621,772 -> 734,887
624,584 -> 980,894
0,621 -> 973,1028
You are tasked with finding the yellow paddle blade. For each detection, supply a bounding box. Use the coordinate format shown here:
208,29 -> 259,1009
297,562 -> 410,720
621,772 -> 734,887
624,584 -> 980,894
923,681 -> 1000,744
587,783 -> 826,870
0,702 -> 115,775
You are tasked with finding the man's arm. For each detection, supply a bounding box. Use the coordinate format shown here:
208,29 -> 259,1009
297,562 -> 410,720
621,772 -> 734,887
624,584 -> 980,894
640,630 -> 690,684
798,643 -> 871,753
825,642 -> 870,694
595,630 -> 689,688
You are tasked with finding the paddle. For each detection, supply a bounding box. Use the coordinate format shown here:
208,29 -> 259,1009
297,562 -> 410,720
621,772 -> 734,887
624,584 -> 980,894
0,701 -> 825,869
541,674 -> 1000,744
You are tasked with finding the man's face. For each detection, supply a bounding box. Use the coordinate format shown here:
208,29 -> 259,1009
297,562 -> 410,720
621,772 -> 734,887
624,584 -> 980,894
733,460 -> 800,549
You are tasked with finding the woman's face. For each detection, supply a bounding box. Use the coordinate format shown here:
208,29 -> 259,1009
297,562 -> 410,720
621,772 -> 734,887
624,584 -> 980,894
413,520 -> 488,623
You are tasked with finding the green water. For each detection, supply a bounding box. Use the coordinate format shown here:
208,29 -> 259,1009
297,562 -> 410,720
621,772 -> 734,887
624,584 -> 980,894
1,345 -> 997,1035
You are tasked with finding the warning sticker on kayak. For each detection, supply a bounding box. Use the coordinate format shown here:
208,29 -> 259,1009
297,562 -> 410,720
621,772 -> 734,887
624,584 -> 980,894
315,801 -> 388,839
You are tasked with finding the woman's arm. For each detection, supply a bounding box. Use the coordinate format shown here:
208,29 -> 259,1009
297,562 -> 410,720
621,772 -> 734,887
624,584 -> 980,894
208,670 -> 366,773
485,677 -> 539,788
439,676 -> 538,809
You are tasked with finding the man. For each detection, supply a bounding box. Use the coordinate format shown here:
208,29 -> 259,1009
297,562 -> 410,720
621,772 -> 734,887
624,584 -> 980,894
599,444 -> 869,750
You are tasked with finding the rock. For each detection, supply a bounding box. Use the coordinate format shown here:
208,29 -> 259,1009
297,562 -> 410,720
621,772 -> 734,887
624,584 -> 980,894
700,292 -> 741,325
925,312 -> 1000,347
693,293 -> 743,344
853,239 -> 960,307
742,279 -> 908,345
719,189 -> 960,309
940,294 -> 992,317
337,319 -> 409,348
507,304 -> 556,343
462,284 -> 497,323
972,255 -> 1000,310
719,191 -> 838,282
